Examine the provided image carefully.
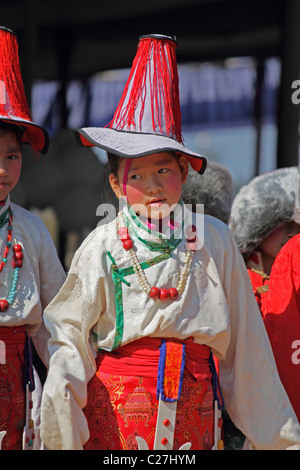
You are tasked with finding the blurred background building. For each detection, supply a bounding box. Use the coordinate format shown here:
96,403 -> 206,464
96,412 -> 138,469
2,0 -> 300,268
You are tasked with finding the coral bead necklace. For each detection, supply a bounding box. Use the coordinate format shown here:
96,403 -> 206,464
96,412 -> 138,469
0,207 -> 23,313
118,212 -> 196,301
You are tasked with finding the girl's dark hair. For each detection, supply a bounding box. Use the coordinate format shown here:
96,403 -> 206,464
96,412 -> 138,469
0,121 -> 23,148
98,152 -> 120,209
107,152 -> 121,176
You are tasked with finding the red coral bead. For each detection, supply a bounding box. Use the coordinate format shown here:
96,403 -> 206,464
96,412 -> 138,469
149,287 -> 160,298
13,244 -> 22,252
169,288 -> 179,300
14,252 -> 23,260
13,260 -> 22,268
159,289 -> 170,301
120,233 -> 130,241
122,239 -> 133,250
185,224 -> 196,237
186,241 -> 197,251
118,228 -> 130,240
0,300 -> 9,312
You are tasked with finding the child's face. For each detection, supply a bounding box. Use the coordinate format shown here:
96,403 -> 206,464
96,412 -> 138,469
259,221 -> 300,261
109,152 -> 188,220
0,130 -> 22,201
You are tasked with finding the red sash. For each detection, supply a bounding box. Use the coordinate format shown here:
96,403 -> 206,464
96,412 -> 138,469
97,337 -> 212,381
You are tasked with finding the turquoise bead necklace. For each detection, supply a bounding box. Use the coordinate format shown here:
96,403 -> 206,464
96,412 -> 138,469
0,207 -> 23,312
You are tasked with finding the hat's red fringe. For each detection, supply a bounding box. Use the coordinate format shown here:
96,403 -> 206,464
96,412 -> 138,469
109,37 -> 183,143
0,29 -> 31,121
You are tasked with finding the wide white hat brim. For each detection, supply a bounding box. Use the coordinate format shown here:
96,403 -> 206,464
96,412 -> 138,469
76,127 -> 207,174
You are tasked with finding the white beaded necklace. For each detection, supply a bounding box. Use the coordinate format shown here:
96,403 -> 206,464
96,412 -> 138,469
117,212 -> 196,301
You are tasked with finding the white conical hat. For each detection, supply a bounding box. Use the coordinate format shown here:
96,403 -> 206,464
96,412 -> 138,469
75,34 -> 206,174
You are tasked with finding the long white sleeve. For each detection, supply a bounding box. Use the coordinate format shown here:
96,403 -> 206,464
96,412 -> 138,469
40,209 -> 300,449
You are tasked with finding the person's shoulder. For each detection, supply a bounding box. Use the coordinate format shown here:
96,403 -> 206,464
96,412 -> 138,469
71,216 -> 119,259
10,202 -> 49,233
84,216 -> 118,245
184,204 -> 229,232
203,213 -> 230,232
186,210 -> 235,258
205,214 -> 234,247
197,212 -> 232,239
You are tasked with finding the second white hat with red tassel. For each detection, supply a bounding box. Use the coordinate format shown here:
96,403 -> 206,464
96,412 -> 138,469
75,34 -> 207,174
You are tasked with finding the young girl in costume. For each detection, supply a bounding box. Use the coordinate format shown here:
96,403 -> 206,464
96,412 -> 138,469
41,34 -> 300,451
0,27 -> 66,450
230,167 -> 300,424
230,167 -> 300,316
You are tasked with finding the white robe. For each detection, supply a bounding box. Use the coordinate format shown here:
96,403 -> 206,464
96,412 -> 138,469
40,205 -> 300,450
0,196 -> 66,364
0,196 -> 66,449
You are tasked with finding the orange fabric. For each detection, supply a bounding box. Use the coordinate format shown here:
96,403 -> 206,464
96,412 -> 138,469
163,341 -> 183,399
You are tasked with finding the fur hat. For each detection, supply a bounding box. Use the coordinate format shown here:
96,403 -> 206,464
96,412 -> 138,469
230,167 -> 299,258
75,34 -> 206,174
182,161 -> 233,224
293,165 -> 300,223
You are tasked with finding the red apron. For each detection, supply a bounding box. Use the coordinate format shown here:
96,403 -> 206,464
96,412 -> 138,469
0,326 -> 26,450
83,337 -> 215,450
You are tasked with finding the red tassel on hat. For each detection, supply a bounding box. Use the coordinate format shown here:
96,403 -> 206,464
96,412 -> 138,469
0,28 -> 31,122
0,27 -> 49,154
109,36 -> 183,143
77,34 -> 207,174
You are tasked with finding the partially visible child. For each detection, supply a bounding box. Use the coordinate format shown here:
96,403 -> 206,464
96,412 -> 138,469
230,167 -> 300,316
41,34 -> 300,451
262,232 -> 300,422
230,167 -> 300,429
182,160 -> 233,224
0,27 -> 66,450
259,171 -> 300,422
